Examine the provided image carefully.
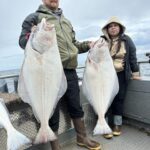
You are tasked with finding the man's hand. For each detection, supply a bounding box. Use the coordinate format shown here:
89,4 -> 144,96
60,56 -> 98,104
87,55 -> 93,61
31,25 -> 37,32
88,41 -> 96,49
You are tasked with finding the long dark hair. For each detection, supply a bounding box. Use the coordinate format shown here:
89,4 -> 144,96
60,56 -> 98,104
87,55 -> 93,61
108,24 -> 123,59
110,37 -> 122,59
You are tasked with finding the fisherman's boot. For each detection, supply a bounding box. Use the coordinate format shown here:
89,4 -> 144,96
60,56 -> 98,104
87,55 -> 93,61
113,125 -> 122,136
103,133 -> 113,139
113,115 -> 122,136
50,132 -> 61,150
72,118 -> 101,150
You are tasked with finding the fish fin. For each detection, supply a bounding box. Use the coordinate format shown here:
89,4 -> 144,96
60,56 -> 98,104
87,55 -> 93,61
0,99 -> 8,129
108,74 -> 119,108
82,79 -> 92,104
34,125 -> 56,144
0,98 -> 7,109
56,71 -> 67,101
7,127 -> 31,150
93,118 -> 112,135
18,71 -> 31,104
18,72 -> 42,122
0,98 -> 4,101
0,98 -> 10,117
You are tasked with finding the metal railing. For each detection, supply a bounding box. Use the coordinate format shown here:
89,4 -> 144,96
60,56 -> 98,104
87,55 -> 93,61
0,52 -> 149,80
138,52 -> 150,64
138,52 -> 150,76
0,74 -> 19,79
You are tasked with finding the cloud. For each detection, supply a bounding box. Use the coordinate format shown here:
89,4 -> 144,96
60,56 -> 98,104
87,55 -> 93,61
62,0 -> 150,51
61,0 -> 150,23
126,18 -> 150,50
0,0 -> 150,52
0,0 -> 41,43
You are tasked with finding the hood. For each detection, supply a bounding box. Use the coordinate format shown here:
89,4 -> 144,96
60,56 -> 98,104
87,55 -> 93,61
102,16 -> 126,41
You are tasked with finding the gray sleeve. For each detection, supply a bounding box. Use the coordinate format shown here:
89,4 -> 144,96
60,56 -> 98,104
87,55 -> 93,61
19,13 -> 38,49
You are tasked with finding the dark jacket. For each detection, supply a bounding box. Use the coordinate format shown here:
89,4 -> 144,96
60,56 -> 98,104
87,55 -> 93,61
19,5 -> 90,69
102,34 -> 139,81
101,16 -> 139,82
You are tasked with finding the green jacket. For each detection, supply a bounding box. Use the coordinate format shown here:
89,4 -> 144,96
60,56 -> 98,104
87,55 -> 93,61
19,5 -> 90,69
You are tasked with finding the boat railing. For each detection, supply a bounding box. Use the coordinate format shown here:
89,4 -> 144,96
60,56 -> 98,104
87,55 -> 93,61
0,52 -> 149,80
0,73 -> 19,79
137,52 -> 150,76
138,52 -> 150,64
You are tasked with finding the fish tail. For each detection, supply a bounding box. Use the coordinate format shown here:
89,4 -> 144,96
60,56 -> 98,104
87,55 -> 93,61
7,127 -> 31,150
93,118 -> 112,135
34,125 -> 56,144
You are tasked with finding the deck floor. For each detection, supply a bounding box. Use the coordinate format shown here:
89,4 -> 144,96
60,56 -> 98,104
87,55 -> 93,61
62,125 -> 150,150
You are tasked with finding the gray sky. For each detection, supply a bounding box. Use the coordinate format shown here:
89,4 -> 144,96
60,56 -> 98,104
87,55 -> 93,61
61,0 -> 150,51
0,0 -> 150,57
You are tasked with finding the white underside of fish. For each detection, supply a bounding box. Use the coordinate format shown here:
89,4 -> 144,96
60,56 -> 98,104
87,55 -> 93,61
0,98 -> 31,150
18,38 -> 67,143
82,53 -> 119,135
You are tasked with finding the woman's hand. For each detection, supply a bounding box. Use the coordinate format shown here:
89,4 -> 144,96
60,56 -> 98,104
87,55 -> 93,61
132,76 -> 141,80
131,72 -> 141,80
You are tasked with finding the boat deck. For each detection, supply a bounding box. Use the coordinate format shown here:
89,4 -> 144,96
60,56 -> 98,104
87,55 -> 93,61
24,120 -> 150,150
0,69 -> 150,150
62,124 -> 150,150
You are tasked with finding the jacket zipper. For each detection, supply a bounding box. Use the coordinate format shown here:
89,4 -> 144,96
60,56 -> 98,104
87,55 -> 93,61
59,18 -> 71,68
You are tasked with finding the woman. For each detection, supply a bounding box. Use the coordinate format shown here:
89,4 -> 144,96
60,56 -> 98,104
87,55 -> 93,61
101,16 -> 140,139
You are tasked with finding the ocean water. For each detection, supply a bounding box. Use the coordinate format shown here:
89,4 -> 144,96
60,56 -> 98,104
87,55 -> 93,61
0,45 -> 24,72
0,48 -> 150,77
78,50 -> 150,77
0,54 -> 23,71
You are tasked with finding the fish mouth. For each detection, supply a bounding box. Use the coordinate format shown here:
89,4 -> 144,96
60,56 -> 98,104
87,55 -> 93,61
91,38 -> 105,49
44,24 -> 55,31
40,18 -> 55,31
49,24 -> 55,30
44,19 -> 55,31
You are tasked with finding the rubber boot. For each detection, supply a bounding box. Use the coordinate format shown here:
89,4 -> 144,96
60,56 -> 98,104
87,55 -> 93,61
50,131 -> 61,150
113,125 -> 122,136
72,118 -> 101,150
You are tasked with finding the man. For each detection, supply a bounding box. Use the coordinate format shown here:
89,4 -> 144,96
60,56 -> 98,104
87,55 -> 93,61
19,0 -> 101,150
